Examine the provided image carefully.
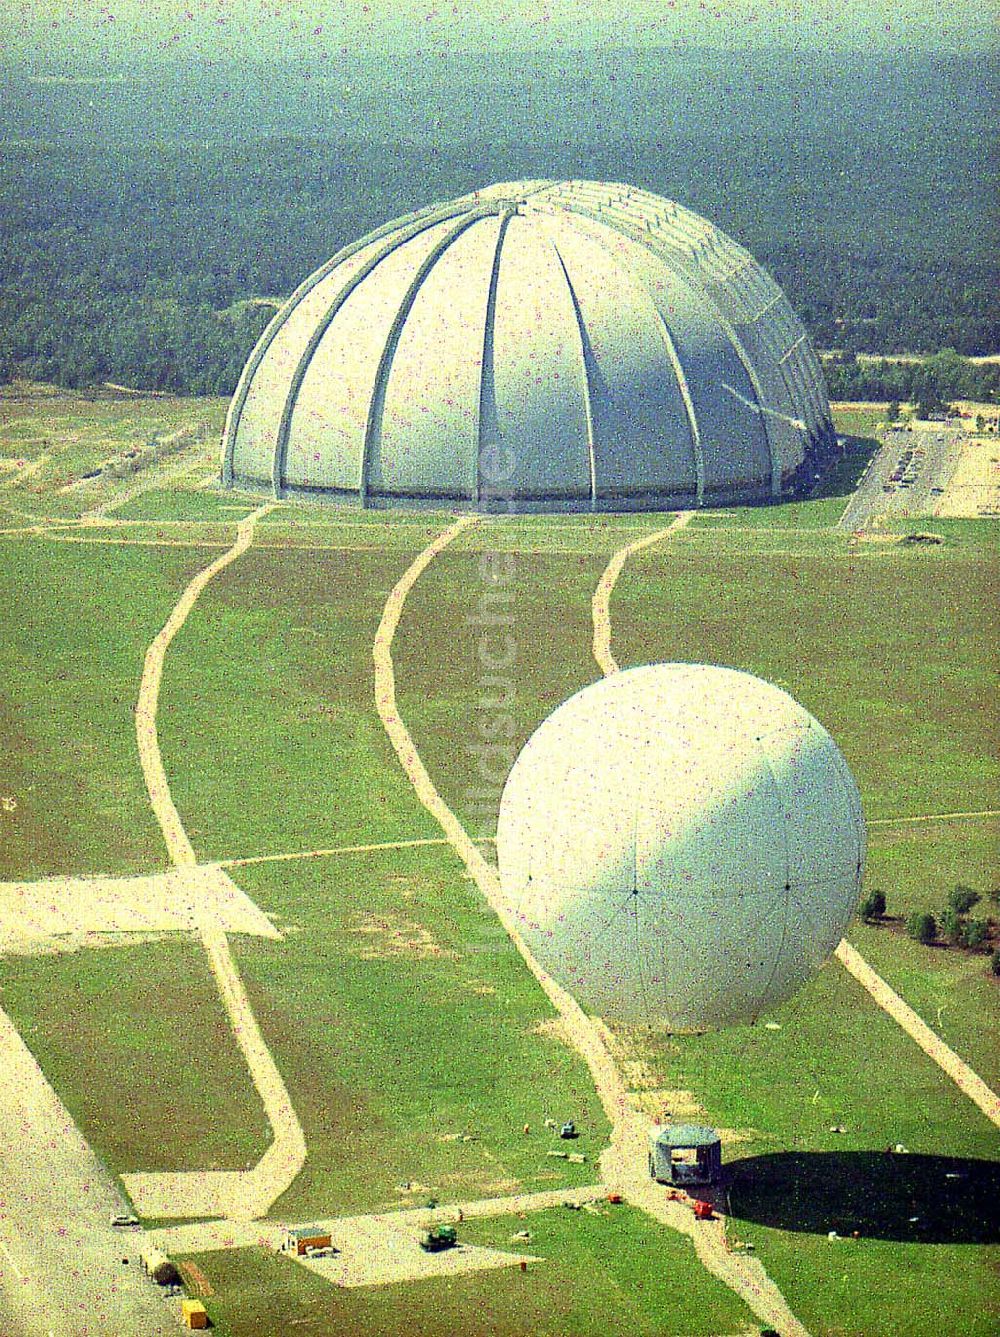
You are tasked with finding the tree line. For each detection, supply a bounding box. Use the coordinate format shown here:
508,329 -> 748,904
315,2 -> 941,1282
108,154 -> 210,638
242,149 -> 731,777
0,136 -> 995,397
824,349 -> 1000,407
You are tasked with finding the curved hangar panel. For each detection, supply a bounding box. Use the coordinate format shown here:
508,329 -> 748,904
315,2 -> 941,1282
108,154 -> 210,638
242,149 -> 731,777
495,664 -> 866,1031
222,180 -> 836,511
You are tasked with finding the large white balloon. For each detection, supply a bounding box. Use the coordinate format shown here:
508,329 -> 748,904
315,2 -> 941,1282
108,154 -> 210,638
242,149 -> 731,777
496,664 -> 865,1030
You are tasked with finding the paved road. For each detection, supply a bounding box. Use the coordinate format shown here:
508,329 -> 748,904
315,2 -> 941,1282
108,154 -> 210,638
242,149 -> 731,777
839,424 -> 964,531
0,1006 -> 176,1337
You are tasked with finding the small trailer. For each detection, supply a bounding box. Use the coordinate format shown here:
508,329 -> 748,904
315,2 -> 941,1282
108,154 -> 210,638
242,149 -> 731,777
648,1125 -> 722,1188
281,1226 -> 333,1257
139,1247 -> 180,1287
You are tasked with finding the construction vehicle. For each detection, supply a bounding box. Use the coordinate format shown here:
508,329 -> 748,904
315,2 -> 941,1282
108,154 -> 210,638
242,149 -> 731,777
419,1224 -> 457,1252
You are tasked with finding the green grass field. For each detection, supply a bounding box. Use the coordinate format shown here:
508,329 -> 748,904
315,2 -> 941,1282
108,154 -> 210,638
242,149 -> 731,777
0,391 -> 996,1336
230,847 -> 610,1219
0,940 -> 270,1172
0,537 -> 207,877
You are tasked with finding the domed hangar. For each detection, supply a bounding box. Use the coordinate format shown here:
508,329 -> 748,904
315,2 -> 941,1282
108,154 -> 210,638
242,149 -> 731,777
222,180 -> 836,511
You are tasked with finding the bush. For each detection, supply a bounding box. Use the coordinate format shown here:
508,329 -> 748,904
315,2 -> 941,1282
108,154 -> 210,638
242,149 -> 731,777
859,890 -> 886,922
939,907 -> 963,944
991,949 -> 1000,977
907,912 -> 937,945
949,886 -> 982,915
959,919 -> 989,951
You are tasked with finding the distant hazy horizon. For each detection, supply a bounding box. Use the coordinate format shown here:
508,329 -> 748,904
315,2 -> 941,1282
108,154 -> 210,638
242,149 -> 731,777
2,0 -> 996,67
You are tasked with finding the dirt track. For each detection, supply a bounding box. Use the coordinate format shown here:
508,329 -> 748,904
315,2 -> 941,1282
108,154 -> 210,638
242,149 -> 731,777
834,941 -> 1000,1129
373,517 -> 808,1336
130,501 -> 307,1220
591,512 -> 693,675
593,517 -> 1000,1134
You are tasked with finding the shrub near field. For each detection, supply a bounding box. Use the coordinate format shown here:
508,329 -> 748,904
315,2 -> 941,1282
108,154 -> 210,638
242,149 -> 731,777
179,1205 -> 756,1337
856,817 -> 1000,1090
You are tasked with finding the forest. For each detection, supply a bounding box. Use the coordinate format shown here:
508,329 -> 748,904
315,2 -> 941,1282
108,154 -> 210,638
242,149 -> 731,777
824,350 -> 1000,408
1,48 -> 996,398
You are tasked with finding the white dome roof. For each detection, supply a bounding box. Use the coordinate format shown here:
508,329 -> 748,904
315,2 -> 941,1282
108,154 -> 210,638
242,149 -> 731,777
222,180 -> 834,511
496,664 -> 865,1030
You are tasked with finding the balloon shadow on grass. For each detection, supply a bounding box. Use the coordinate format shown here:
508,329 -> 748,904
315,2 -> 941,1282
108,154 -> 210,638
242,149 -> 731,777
727,1151 -> 1000,1244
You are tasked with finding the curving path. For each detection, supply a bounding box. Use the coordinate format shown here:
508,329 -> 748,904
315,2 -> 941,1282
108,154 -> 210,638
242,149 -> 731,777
591,512 -> 693,675
593,518 -> 1000,1136
126,502 -> 307,1221
590,513 -> 810,1333
374,516 -> 807,1336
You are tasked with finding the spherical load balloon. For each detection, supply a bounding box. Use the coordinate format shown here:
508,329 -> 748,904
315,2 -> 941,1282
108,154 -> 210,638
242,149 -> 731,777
496,664 -> 865,1031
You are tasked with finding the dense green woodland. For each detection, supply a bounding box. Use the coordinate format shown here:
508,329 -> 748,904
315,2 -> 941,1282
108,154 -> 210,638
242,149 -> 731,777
824,350 -> 1000,408
1,49 -> 996,396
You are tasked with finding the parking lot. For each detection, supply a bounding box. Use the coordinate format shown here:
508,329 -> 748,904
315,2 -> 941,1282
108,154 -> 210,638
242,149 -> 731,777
838,422 -> 965,531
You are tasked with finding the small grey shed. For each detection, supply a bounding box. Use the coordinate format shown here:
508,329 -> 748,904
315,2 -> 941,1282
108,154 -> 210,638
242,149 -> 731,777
648,1125 -> 722,1187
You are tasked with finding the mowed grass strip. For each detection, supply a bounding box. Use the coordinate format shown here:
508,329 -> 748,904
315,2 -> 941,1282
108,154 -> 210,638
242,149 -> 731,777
157,547 -> 445,863
0,938 -> 269,1174
178,1203 -> 755,1337
611,527 -> 999,819
230,846 -> 609,1218
108,488 -> 263,522
0,536 -> 211,878
689,496 -> 847,528
393,546 -> 614,836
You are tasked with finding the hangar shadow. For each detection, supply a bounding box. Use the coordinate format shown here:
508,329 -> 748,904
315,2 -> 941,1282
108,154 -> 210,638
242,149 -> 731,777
727,1151 -> 1000,1244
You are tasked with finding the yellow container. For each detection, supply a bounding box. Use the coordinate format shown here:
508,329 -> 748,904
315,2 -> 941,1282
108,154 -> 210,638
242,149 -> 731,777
181,1298 -> 208,1330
